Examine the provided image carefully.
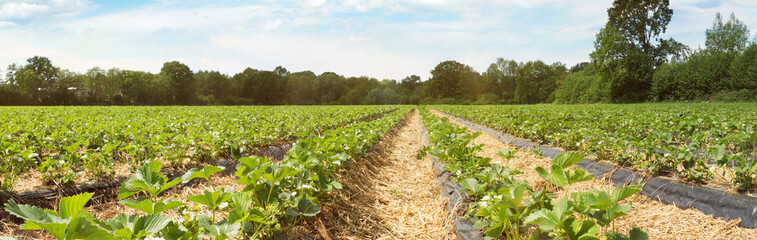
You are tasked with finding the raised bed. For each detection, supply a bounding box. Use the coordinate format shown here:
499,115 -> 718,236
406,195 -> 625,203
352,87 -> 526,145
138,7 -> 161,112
420,125 -> 484,240
434,109 -> 757,229
1,143 -> 293,209
1,109 -> 400,208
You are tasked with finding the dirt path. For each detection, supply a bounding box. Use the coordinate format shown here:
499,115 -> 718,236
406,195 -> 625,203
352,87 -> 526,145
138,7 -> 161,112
300,109 -> 454,240
431,109 -> 757,240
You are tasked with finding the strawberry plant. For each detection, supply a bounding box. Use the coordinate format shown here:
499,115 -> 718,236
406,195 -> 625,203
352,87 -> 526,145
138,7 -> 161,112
0,105 -> 398,190
3,106 -> 413,239
419,107 -> 647,240
4,193 -> 112,240
435,104 -> 757,192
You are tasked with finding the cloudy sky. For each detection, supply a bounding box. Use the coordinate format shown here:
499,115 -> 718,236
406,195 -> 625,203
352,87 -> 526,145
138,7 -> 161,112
1,0 -> 756,80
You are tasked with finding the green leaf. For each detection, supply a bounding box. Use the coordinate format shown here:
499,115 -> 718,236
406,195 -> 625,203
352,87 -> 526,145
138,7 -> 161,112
286,198 -> 322,217
181,165 -> 225,183
59,192 -> 93,219
612,185 -> 641,203
553,152 -> 585,169
262,165 -> 298,184
136,214 -> 172,236
157,177 -> 183,197
496,149 -> 518,159
524,209 -> 560,232
472,219 -> 490,229
230,192 -> 252,210
4,199 -> 67,240
245,208 -> 270,224
119,197 -> 184,214
101,214 -> 171,240
629,227 -> 649,240
483,221 -> 505,237
187,188 -> 231,211
118,160 -> 180,199
565,169 -> 594,185
460,178 -> 485,195
235,156 -> 271,187
711,144 -> 727,165
535,166 -> 553,185
524,197 -> 571,232
563,217 -> 599,240
537,152 -> 590,187
202,220 -> 241,240
330,180 -> 343,190
65,216 -> 113,240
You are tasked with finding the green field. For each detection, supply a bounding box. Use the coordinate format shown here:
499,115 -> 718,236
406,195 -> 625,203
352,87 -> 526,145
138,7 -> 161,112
0,105 -> 398,191
3,104 -> 757,239
435,103 -> 757,191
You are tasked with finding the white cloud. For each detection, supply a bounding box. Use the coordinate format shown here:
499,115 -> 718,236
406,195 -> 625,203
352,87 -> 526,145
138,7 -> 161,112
306,0 -> 328,8
348,36 -> 369,42
0,2 -> 50,19
0,21 -> 16,27
262,19 -> 283,31
0,0 -> 96,20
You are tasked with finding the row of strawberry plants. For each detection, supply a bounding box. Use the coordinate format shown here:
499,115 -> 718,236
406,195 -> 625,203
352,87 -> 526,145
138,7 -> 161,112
0,105 -> 396,192
2,106 -> 412,239
418,107 -> 647,240
434,104 -> 757,192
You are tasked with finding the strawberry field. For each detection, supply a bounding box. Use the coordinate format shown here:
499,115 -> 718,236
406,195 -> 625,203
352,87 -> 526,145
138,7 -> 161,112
435,103 -> 757,192
0,105 -> 396,192
1,104 -> 756,239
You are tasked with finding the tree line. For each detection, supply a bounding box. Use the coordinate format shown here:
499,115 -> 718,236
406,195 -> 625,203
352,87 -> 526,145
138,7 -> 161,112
0,58 -> 414,105
0,56 -> 570,105
1,0 -> 754,106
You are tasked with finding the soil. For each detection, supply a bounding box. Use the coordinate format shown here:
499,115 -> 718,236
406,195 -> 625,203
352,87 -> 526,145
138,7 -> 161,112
432,110 -> 757,240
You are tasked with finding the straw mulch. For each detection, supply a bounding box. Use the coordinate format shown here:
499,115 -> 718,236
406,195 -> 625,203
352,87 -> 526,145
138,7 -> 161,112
436,111 -> 757,240
297,109 -> 455,239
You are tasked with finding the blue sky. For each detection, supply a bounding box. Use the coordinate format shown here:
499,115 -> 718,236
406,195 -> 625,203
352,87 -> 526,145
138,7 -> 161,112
1,0 -> 756,80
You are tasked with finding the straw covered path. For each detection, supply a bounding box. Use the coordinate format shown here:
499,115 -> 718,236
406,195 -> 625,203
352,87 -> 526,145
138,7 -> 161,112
431,110 -> 757,240
297,109 -> 455,239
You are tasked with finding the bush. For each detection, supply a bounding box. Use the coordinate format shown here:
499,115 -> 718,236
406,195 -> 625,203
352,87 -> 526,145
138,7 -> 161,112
708,89 -> 757,102
475,93 -> 499,105
554,64 -> 610,104
728,44 -> 757,90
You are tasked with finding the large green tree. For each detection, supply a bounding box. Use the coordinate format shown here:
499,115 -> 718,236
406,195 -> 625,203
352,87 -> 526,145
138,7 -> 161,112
425,60 -> 482,102
706,12 -> 750,54
196,70 -> 232,104
514,60 -> 564,104
342,76 -> 378,105
9,56 -> 61,104
234,68 -> 286,105
483,58 -> 519,101
399,75 -> 422,104
284,71 -> 317,105
591,0 -> 683,102
315,72 -> 346,104
703,12 -> 750,92
160,61 -> 196,105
